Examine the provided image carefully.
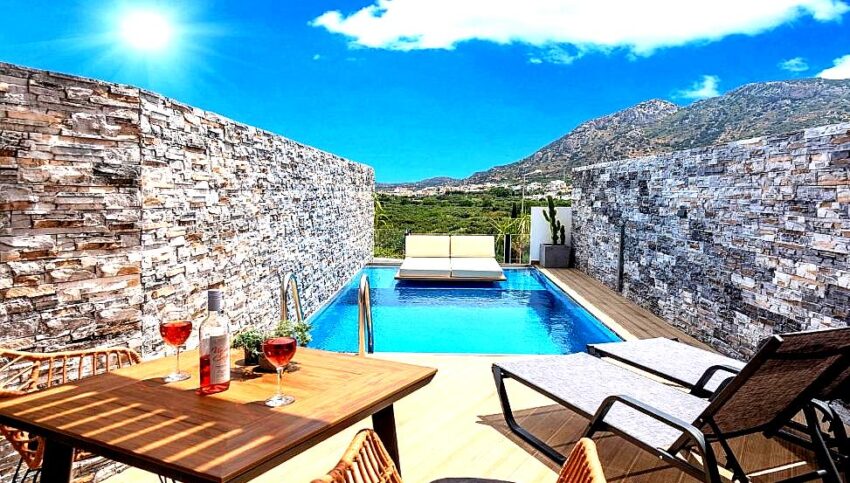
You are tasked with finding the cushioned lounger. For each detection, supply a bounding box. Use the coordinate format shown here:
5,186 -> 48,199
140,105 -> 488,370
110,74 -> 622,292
450,235 -> 496,258
448,235 -> 504,280
405,235 -> 451,258
397,257 -> 452,278
450,257 -> 504,279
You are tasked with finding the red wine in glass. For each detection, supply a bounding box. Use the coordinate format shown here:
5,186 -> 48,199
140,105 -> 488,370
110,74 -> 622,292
160,317 -> 192,383
262,337 -> 297,407
160,321 -> 192,347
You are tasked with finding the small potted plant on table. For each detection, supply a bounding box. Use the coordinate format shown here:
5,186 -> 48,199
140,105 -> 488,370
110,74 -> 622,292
232,319 -> 313,371
232,328 -> 265,365
539,195 -> 569,268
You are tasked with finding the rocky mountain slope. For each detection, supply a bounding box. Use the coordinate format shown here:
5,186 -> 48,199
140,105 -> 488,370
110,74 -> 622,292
399,78 -> 850,187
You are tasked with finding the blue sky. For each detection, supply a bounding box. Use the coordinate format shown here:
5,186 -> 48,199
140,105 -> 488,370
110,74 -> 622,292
1,1 -> 850,183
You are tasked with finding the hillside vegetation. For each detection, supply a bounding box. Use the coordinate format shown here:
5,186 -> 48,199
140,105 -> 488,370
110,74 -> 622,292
374,192 -> 568,261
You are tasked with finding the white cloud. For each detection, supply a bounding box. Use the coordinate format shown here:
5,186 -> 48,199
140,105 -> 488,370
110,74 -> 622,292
528,45 -> 582,65
311,0 -> 848,57
779,57 -> 809,72
817,54 -> 850,79
676,75 -> 721,100
312,54 -> 322,60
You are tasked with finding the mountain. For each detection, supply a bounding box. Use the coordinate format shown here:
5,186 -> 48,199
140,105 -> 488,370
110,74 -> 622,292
467,98 -> 680,183
392,78 -> 850,187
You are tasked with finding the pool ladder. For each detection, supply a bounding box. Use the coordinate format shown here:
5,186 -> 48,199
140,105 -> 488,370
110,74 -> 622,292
280,272 -> 305,326
358,274 -> 374,356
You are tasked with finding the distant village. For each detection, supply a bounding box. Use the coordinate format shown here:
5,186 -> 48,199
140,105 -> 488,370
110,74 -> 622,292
378,179 -> 571,200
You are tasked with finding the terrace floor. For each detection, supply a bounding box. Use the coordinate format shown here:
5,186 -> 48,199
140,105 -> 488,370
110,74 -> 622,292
109,269 -> 816,483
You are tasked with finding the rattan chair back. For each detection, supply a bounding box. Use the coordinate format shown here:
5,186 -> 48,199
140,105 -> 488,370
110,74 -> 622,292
695,327 -> 850,438
312,429 -> 402,483
556,438 -> 607,483
0,347 -> 141,469
314,431 -> 607,483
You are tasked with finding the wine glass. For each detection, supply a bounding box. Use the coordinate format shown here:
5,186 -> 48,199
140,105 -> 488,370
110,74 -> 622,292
159,309 -> 193,383
262,337 -> 297,407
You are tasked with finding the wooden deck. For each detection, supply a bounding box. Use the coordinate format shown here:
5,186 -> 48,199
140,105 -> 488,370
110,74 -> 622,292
107,267 -> 818,483
540,268 -> 710,349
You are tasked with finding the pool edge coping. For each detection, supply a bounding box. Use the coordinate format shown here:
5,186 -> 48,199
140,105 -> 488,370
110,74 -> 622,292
535,267 -> 639,342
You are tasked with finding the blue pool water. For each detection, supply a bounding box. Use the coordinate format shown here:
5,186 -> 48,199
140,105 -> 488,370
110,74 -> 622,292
308,267 -> 621,354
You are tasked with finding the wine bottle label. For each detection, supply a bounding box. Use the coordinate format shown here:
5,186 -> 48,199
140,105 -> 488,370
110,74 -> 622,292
208,334 -> 230,385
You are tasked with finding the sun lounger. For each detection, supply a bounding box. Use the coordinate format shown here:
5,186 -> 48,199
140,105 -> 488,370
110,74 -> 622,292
396,235 -> 505,281
493,328 -> 850,483
448,235 -> 505,280
397,257 -> 452,278
397,235 -> 452,279
588,336 -> 849,473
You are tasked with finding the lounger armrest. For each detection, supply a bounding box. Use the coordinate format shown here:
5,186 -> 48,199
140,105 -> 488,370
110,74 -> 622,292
586,394 -> 711,457
692,364 -> 741,398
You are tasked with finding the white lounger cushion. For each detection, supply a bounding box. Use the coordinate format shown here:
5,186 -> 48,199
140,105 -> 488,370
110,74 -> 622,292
450,257 -> 503,279
405,235 -> 451,258
398,257 -> 452,278
450,235 -> 495,258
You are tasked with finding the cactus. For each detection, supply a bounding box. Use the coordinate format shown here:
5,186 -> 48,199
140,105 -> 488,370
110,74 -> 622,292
541,195 -> 564,245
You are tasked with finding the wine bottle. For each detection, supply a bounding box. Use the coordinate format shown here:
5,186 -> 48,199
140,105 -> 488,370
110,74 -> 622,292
198,289 -> 231,395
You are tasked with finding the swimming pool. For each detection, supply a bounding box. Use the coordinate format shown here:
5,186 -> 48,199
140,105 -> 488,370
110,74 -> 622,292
308,267 -> 621,354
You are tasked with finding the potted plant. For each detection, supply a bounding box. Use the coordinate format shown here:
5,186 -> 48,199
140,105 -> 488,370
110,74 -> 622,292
232,328 -> 265,365
539,195 -> 569,268
233,318 -> 314,370
255,318 -> 314,372
273,318 -> 313,347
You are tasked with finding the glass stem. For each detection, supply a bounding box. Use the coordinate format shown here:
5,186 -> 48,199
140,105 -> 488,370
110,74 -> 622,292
277,366 -> 284,398
175,347 -> 181,375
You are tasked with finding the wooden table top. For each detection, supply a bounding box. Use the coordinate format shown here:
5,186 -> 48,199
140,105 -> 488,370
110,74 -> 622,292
0,348 -> 437,483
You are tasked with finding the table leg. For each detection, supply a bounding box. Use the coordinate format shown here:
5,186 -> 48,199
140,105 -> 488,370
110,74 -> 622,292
372,404 -> 400,473
41,437 -> 74,482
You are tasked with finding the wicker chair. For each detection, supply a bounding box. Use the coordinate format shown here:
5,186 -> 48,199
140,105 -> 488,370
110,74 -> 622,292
556,438 -> 607,483
313,430 -> 606,483
0,347 -> 141,482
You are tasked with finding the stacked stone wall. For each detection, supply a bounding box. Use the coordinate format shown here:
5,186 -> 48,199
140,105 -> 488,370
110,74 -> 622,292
572,123 -> 849,358
0,62 -> 373,480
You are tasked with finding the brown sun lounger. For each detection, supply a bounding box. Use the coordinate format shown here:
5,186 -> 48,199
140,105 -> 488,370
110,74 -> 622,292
493,328 -> 850,483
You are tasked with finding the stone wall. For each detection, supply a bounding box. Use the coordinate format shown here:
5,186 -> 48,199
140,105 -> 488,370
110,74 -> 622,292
0,62 -> 373,479
572,123 -> 849,358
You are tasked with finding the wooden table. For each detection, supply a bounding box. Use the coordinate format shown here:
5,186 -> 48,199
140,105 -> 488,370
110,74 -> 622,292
0,348 -> 436,482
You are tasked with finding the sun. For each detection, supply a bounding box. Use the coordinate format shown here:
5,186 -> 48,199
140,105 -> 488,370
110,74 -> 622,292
119,9 -> 174,52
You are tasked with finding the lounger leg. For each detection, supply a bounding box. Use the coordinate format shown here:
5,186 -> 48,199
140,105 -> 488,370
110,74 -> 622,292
705,419 -> 749,482
802,405 -> 842,483
491,365 -> 567,465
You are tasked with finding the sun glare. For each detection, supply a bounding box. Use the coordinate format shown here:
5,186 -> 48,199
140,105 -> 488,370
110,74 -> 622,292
119,10 -> 173,52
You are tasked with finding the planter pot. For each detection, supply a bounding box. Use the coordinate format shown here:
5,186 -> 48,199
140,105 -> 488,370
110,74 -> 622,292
242,347 -> 260,366
257,354 -> 277,373
540,244 -> 569,268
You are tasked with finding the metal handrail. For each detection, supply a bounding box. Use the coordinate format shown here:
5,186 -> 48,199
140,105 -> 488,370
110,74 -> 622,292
357,274 -> 374,356
280,272 -> 305,325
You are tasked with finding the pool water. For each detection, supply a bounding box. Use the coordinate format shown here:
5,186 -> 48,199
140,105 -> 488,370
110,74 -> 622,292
308,267 -> 621,354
